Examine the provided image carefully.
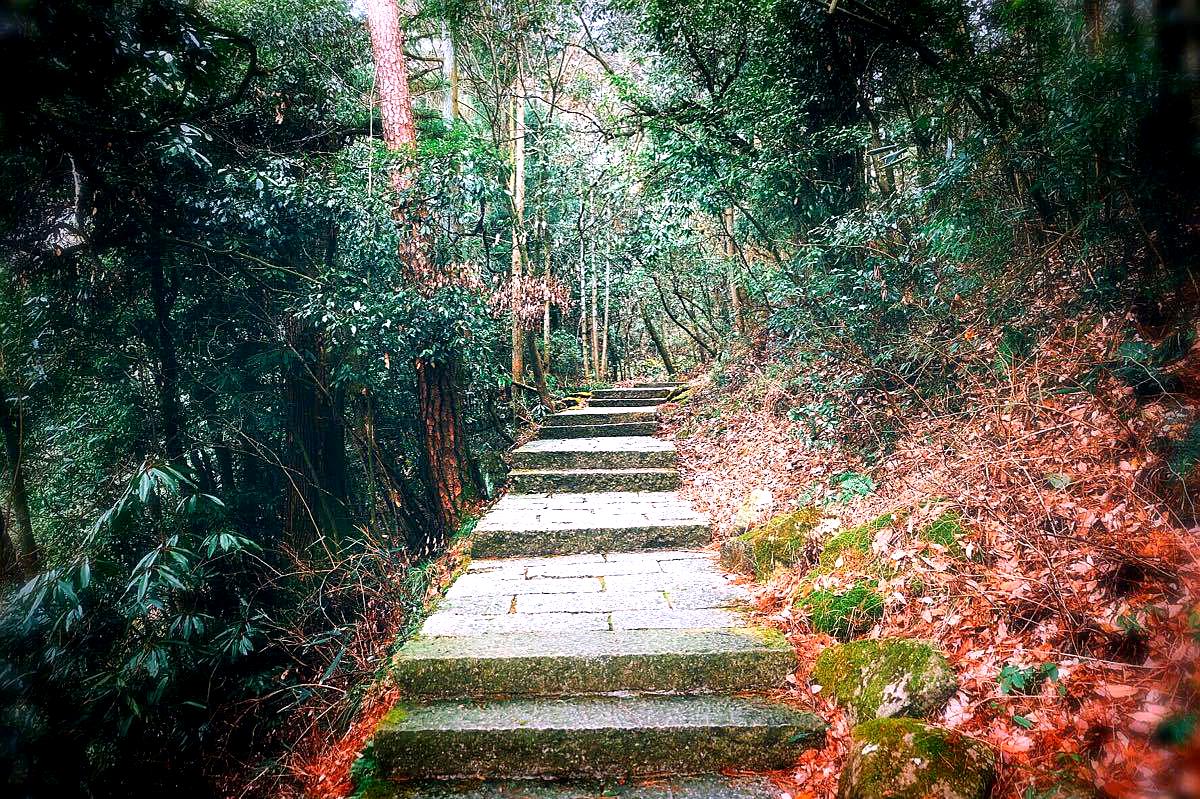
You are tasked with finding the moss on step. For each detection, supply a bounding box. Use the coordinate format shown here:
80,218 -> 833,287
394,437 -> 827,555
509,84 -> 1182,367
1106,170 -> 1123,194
720,507 -> 823,580
839,718 -> 996,799
812,638 -> 957,721
796,581 -> 884,639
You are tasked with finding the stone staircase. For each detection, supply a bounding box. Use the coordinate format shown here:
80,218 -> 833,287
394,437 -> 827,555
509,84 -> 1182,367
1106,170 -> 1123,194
359,383 -> 826,798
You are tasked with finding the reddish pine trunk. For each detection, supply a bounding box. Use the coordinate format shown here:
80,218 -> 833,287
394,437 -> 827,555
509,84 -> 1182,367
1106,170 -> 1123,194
365,0 -> 415,153
416,359 -> 470,545
366,0 -> 474,538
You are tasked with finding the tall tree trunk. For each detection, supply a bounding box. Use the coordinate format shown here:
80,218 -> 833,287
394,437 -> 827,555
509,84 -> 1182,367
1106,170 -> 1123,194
367,0 -> 475,538
0,391 -> 37,575
441,21 -> 458,123
416,358 -> 470,547
590,245 -> 599,380
510,78 -> 526,392
578,198 -> 591,381
147,239 -> 186,462
641,306 -> 677,376
600,257 -> 611,379
723,207 -> 746,337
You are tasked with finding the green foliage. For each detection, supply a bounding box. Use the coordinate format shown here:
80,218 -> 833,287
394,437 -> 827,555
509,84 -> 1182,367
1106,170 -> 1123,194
998,662 -> 1060,695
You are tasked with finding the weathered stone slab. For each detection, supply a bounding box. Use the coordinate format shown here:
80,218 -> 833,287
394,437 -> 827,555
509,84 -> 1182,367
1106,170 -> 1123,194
604,570 -> 738,595
588,398 -> 672,408
536,421 -> 659,439
543,407 -> 658,427
512,436 -> 676,470
610,608 -> 744,630
443,573 -> 601,599
370,695 -> 826,777
360,775 -> 778,799
524,552 -> 668,578
472,492 -> 710,557
465,553 -> 606,574
421,611 -> 611,637
590,387 -> 675,400
516,590 -> 670,614
509,468 -> 679,494
390,628 -> 795,698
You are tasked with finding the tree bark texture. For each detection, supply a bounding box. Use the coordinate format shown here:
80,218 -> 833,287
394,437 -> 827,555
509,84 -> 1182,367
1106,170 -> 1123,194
0,391 -> 37,575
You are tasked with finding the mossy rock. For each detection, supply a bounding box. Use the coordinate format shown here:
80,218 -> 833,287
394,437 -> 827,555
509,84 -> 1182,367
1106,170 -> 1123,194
796,581 -> 883,640
721,506 -> 823,580
838,718 -> 996,799
812,638 -> 957,722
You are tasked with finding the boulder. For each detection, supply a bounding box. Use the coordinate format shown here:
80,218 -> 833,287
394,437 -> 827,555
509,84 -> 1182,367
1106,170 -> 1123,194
838,718 -> 996,799
812,638 -> 957,722
720,506 -> 822,580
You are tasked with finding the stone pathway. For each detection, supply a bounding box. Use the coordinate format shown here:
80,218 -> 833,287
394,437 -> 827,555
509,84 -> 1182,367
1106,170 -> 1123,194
362,384 -> 825,797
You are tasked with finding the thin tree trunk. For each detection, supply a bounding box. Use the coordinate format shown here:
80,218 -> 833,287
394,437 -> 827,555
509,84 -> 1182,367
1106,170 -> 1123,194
590,244 -> 599,380
510,77 -> 526,392
441,21 -> 457,122
147,239 -> 186,462
723,207 -> 745,337
641,306 -> 677,376
526,331 -> 554,410
0,391 -> 37,575
600,257 -> 611,379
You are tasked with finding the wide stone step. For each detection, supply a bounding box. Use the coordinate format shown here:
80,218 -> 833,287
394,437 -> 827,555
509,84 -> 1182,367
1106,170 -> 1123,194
590,387 -> 675,401
588,397 -> 673,408
369,694 -> 826,778
509,468 -> 679,494
544,407 -> 658,427
537,421 -> 658,439
471,492 -> 709,557
391,627 -> 794,699
512,436 -> 675,470
361,775 -> 779,798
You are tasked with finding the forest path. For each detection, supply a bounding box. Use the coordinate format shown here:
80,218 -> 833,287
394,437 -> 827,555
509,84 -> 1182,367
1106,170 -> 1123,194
360,384 -> 825,797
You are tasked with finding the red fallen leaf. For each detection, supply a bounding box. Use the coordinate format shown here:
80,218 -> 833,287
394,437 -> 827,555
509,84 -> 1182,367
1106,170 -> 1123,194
1098,684 -> 1140,698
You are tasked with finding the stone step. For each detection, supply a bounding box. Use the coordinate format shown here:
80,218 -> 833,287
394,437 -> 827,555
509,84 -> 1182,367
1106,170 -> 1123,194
537,421 -> 658,439
471,492 -> 710,557
369,694 -> 826,778
544,407 -> 658,427
590,387 -> 675,401
391,627 -> 794,699
587,397 -> 672,408
512,436 -> 676,470
361,775 -> 778,798
509,468 -> 679,494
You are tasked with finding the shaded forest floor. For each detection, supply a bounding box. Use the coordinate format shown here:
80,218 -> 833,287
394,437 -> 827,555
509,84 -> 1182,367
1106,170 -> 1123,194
658,320 -> 1200,799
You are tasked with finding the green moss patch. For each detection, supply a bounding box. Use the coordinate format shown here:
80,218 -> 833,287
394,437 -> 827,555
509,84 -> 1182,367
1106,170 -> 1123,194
812,638 -> 957,721
796,581 -> 883,639
721,507 -> 823,580
919,511 -> 967,556
840,718 -> 996,799
817,512 -> 896,570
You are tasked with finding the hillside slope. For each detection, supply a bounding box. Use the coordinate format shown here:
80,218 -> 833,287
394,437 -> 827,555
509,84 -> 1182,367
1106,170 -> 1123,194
660,323 -> 1200,799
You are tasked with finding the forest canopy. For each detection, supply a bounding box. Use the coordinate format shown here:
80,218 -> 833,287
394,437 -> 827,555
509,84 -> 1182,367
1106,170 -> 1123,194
1,0 -> 1197,796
